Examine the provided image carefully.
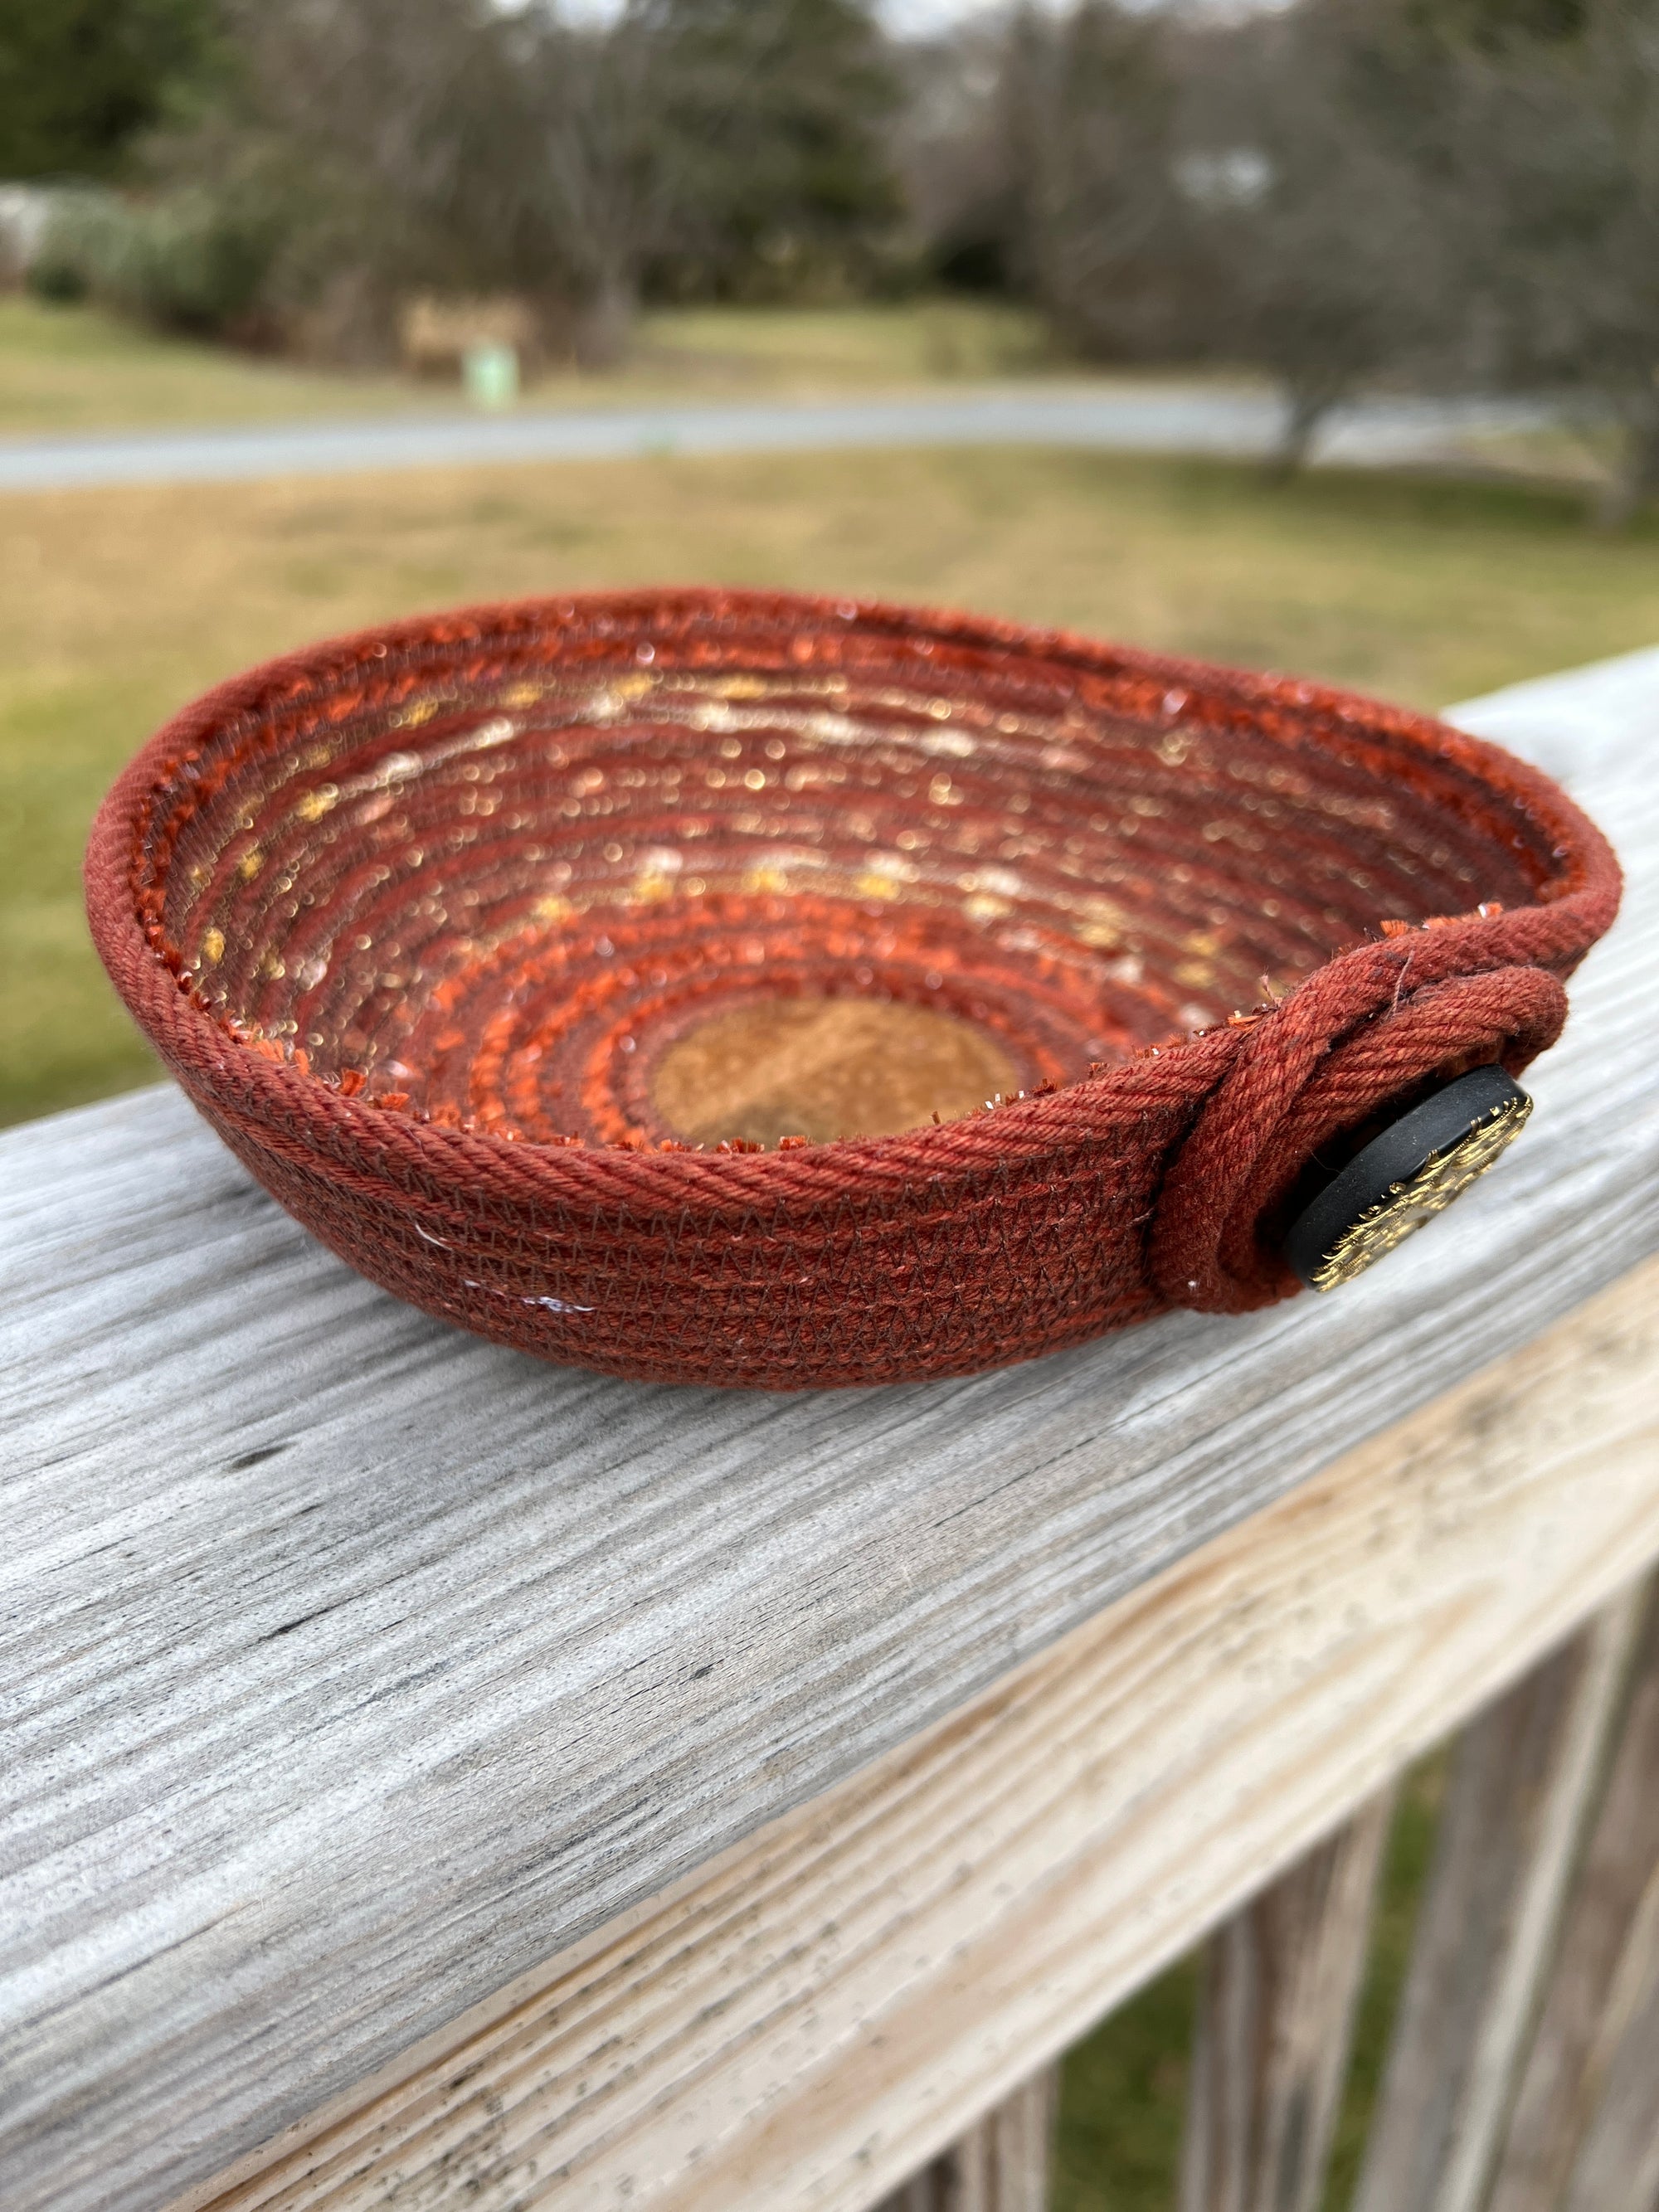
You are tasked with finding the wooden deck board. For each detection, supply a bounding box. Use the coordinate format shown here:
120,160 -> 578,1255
177,1257 -> 1659,2212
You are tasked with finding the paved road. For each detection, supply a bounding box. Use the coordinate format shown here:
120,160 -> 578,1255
0,383 -> 1554,494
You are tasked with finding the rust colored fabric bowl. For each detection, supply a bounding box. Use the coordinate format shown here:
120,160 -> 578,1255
85,588 -> 1620,1388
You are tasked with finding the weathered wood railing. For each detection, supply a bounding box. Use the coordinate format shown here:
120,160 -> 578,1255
3,649 -> 1657,2212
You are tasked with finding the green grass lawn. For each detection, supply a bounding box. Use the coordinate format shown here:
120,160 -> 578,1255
632,296 -> 1059,386
0,294 -> 1064,435
0,294 -> 430,433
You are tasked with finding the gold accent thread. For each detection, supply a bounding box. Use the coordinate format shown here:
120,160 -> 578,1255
1311,1092 -> 1533,1292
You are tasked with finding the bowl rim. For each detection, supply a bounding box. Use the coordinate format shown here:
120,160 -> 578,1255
84,584 -> 1622,1200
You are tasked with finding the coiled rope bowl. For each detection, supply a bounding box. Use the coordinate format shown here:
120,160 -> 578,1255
86,588 -> 1618,1388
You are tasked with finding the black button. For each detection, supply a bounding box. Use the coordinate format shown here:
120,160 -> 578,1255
1284,1066 -> 1533,1292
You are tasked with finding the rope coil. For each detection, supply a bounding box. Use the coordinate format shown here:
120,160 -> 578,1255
1151,936 -> 1572,1313
85,588 -> 1620,1387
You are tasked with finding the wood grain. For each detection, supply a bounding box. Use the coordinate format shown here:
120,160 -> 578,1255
1559,1906 -> 1659,2212
1351,1590 -> 1649,2212
1180,1795 -> 1394,2212
3,657 -> 1658,2212
163,1252 -> 1659,2212
872,2073 -> 1057,2212
1486,1588 -> 1659,2212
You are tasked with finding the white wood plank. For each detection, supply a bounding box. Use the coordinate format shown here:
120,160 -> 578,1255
1180,1794 -> 1395,2212
1486,1587 -> 1659,2212
1559,1913 -> 1659,2212
3,654 -> 1658,2212
870,2073 -> 1057,2212
168,1255 -> 1659,2212
1443,641 -> 1659,791
1351,1590 -> 1649,2212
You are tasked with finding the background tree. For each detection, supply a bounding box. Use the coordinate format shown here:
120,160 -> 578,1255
1453,0 -> 1659,523
891,12 -> 1016,295
134,0 -> 900,364
995,1 -> 1202,360
207,0 -> 547,352
481,2 -> 681,367
0,0 -> 216,180
1186,0 -> 1466,473
465,0 -> 900,360
649,0 -> 902,303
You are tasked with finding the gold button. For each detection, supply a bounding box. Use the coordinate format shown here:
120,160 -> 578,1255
1285,1067 -> 1533,1291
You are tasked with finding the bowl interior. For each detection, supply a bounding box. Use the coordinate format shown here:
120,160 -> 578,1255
148,638 -> 1546,1147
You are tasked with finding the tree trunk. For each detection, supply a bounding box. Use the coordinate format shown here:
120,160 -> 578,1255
1267,386 -> 1340,482
576,270 -> 637,372
1594,402 -> 1659,530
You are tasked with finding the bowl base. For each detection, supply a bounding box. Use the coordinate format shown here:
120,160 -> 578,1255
649,994 -> 1025,1148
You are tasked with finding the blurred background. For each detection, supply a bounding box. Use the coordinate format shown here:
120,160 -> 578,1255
2,3 -> 1656,2201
